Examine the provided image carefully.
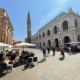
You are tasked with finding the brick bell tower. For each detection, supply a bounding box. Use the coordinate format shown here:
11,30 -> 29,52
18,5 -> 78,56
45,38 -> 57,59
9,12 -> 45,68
27,12 -> 31,43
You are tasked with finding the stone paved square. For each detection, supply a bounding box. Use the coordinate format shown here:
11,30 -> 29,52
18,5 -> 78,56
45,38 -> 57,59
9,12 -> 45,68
0,48 -> 80,80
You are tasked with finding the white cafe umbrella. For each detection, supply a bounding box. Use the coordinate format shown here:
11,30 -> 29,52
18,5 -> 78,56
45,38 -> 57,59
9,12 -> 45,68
0,42 -> 9,48
0,42 -> 10,52
15,42 -> 30,47
66,42 -> 80,44
27,43 -> 36,46
14,42 -> 30,51
14,42 -> 36,50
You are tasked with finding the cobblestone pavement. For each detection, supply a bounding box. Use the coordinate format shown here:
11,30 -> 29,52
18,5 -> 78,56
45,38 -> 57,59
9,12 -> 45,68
1,48 -> 80,80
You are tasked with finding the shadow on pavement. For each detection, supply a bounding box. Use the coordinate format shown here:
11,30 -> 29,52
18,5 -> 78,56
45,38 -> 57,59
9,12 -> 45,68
22,64 -> 35,71
59,57 -> 64,61
0,73 -> 6,78
38,59 -> 45,63
22,64 -> 29,71
67,52 -> 80,55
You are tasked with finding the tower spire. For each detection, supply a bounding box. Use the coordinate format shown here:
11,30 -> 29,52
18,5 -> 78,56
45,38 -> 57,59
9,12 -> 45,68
27,11 -> 30,20
27,12 -> 31,43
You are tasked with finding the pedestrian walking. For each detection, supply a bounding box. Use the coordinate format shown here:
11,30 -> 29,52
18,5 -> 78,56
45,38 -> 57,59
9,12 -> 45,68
47,46 -> 50,56
60,46 -> 65,58
68,46 -> 72,54
52,46 -> 55,56
42,46 -> 46,61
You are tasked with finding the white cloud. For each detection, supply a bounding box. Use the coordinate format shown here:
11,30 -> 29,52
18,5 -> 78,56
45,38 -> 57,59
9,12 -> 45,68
39,0 -> 68,28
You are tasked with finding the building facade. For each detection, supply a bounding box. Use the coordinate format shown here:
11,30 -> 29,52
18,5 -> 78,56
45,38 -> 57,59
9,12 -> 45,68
31,8 -> 80,48
26,12 -> 31,43
0,8 -> 14,45
12,40 -> 22,45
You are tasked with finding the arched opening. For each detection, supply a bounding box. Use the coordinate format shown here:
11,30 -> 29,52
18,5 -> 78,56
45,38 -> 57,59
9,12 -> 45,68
47,29 -> 50,36
78,35 -> 80,41
39,42 -> 41,48
43,32 -> 45,37
62,21 -> 68,31
75,19 -> 78,28
55,38 -> 59,47
48,40 -> 51,47
37,43 -> 38,47
54,26 -> 57,34
39,34 -> 41,39
43,42 -> 45,47
64,36 -> 70,46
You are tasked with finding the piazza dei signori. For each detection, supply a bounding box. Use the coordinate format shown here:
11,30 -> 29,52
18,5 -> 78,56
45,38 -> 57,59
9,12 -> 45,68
31,8 -> 80,48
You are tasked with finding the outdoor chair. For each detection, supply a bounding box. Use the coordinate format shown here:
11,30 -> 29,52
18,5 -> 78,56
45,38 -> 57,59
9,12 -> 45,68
27,58 -> 33,67
0,62 -> 12,74
24,56 -> 29,64
33,57 -> 38,65
0,54 -> 3,62
30,53 -> 35,57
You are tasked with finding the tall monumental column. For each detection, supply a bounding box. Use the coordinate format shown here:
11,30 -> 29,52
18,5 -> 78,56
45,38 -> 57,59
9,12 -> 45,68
27,12 -> 31,43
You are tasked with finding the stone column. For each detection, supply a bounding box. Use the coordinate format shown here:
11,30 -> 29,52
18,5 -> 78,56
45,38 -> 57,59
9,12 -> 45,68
58,40 -> 60,47
61,39 -> 64,46
50,41 -> 52,47
52,39 -> 55,47
54,40 -> 55,47
70,34 -> 74,42
73,33 -> 78,42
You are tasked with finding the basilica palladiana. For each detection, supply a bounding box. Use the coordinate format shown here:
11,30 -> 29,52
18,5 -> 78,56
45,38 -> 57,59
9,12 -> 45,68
31,8 -> 80,48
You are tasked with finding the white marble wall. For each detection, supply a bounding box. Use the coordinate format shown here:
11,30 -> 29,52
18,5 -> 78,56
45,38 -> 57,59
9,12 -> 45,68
31,8 -> 80,48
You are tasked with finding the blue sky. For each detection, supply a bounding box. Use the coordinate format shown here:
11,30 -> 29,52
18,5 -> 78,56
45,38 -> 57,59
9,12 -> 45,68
0,0 -> 80,41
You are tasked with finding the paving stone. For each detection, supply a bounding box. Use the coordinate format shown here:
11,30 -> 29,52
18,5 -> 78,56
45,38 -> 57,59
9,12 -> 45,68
73,73 -> 80,80
1,48 -> 80,80
59,75 -> 72,80
43,72 -> 59,80
34,77 -> 45,80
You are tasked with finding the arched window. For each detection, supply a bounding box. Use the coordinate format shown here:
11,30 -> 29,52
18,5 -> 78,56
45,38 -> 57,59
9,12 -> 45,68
55,38 -> 59,47
62,21 -> 68,30
43,41 -> 45,46
47,29 -> 50,36
39,42 -> 41,48
39,34 -> 41,39
75,19 -> 78,27
54,26 -> 57,34
43,32 -> 45,37
37,43 -> 38,47
64,36 -> 70,46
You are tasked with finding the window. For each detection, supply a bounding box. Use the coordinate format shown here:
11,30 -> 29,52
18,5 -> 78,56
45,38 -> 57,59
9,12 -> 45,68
78,35 -> 80,41
75,19 -> 78,28
62,21 -> 68,31
54,26 -> 57,34
43,32 -> 45,37
39,34 -> 41,39
47,30 -> 50,36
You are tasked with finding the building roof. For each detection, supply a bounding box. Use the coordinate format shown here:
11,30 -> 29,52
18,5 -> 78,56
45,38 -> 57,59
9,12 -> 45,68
38,12 -> 67,32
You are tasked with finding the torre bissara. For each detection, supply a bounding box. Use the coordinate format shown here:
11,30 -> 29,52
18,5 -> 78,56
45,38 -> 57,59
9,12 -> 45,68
31,8 -> 80,48
25,12 -> 31,43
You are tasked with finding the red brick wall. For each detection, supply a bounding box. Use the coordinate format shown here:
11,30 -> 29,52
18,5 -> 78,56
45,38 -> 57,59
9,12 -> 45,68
0,9 -> 13,45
